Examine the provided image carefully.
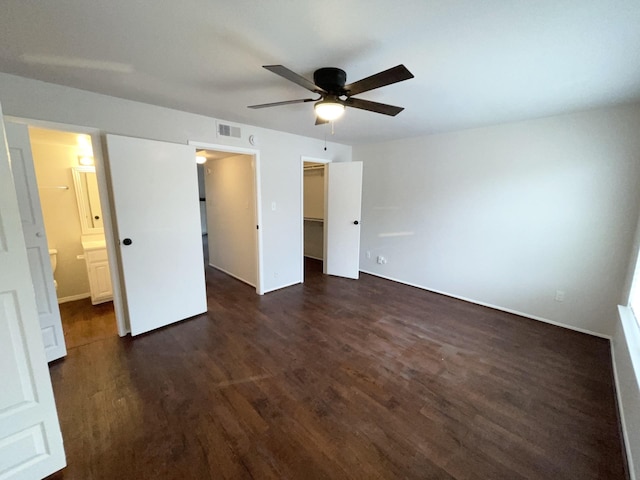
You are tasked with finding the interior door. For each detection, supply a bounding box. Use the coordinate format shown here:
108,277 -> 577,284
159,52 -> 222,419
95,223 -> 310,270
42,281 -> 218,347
6,121 -> 67,362
0,104 -> 66,479
106,134 -> 206,336
325,161 -> 363,279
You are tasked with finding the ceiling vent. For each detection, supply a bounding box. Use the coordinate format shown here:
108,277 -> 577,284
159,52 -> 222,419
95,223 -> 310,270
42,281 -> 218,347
217,123 -> 241,139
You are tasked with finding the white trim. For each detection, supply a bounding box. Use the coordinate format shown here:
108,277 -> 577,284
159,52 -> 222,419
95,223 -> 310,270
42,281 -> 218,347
209,263 -> 256,288
6,115 -> 128,337
610,330 -> 637,480
300,156 -> 331,283
90,131 -> 128,336
262,280 -> 302,294
189,140 -> 264,295
618,305 -> 640,389
57,293 -> 91,304
360,269 -> 611,339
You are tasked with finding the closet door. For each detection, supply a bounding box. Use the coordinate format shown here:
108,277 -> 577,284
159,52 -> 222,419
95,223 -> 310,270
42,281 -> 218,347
325,161 -> 363,279
106,134 -> 206,336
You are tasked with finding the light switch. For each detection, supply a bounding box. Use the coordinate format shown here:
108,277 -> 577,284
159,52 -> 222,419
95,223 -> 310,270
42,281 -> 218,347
271,201 -> 276,211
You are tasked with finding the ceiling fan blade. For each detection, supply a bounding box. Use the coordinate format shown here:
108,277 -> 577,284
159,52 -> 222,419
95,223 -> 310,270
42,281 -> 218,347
263,65 -> 327,94
315,116 -> 329,126
248,98 -> 315,109
344,65 -> 414,97
345,98 -> 404,116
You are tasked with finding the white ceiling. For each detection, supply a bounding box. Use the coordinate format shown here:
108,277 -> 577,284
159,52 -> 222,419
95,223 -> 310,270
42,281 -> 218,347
1,0 -> 639,145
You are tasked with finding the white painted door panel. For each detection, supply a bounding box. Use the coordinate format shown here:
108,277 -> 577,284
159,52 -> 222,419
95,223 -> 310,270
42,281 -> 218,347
106,134 -> 206,336
6,121 -> 66,362
0,104 -> 66,479
325,162 -> 363,279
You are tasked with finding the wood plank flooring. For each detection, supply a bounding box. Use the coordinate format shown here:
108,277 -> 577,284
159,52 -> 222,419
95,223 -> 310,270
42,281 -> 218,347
58,298 -> 118,350
47,259 -> 628,479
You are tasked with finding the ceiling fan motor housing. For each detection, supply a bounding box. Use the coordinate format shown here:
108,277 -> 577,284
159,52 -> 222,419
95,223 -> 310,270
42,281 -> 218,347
313,68 -> 347,94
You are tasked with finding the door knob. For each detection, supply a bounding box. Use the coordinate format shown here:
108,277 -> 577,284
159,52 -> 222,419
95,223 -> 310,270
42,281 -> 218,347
353,221 -> 359,225
122,238 -> 133,246
36,232 -> 44,237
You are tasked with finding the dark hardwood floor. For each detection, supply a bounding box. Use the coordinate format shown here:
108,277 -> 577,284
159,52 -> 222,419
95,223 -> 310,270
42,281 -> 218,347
58,298 -> 118,350
47,258 -> 627,479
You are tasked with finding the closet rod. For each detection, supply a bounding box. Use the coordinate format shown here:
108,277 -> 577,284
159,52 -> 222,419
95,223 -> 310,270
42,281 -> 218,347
303,165 -> 325,171
39,185 -> 69,190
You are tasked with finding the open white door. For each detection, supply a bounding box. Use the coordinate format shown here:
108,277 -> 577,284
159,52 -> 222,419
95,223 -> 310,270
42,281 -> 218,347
6,122 -> 67,362
325,161 -> 363,279
0,105 -> 66,479
106,134 -> 206,336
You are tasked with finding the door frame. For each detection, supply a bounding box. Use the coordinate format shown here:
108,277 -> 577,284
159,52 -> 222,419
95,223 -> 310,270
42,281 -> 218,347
300,156 -> 332,282
188,141 -> 264,295
6,115 -> 128,336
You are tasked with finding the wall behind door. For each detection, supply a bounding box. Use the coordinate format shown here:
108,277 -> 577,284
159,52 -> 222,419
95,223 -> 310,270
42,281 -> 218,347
30,130 -> 90,301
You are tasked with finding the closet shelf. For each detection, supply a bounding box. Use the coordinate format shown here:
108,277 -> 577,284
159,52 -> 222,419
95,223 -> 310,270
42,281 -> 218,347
304,217 -> 324,223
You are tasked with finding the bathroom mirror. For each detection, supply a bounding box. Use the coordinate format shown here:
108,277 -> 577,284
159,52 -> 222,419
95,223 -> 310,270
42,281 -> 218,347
72,166 -> 104,234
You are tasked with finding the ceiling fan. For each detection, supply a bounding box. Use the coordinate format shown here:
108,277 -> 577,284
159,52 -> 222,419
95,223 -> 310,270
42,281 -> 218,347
248,64 -> 414,125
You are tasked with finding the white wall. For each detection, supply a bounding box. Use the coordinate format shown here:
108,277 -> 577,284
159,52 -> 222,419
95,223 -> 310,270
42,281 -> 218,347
355,104 -> 640,336
31,140 -> 90,300
205,154 -> 256,286
0,73 -> 352,293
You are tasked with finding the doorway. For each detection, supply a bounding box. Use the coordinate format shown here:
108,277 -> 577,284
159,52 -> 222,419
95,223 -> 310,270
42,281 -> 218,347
195,147 -> 262,293
27,126 -> 118,349
302,160 -> 328,280
301,158 -> 364,281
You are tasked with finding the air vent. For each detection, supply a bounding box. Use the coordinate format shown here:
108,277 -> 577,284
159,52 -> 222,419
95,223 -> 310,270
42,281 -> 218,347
218,123 -> 241,138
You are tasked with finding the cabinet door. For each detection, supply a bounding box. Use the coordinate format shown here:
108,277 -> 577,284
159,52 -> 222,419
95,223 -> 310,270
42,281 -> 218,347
89,260 -> 113,304
85,249 -> 113,304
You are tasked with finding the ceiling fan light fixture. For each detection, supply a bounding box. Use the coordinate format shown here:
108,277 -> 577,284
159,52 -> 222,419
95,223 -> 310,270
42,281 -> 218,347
314,99 -> 345,121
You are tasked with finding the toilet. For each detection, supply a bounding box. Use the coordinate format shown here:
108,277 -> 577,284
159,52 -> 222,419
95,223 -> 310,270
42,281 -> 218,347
48,249 -> 58,291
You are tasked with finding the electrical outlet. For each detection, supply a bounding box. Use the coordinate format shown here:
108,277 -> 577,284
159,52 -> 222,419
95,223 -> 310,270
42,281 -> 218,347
555,290 -> 565,302
377,256 -> 387,265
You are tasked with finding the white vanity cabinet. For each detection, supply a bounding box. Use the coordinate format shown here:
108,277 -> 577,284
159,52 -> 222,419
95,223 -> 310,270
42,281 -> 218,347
82,240 -> 113,304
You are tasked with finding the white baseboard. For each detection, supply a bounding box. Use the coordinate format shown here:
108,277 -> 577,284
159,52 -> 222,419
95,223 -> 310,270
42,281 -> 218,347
262,279 -> 302,294
208,263 -> 256,288
57,293 -> 91,304
359,269 -> 611,339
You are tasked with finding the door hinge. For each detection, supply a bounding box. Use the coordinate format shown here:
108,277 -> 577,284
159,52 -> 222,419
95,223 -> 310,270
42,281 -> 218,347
256,225 -> 259,230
